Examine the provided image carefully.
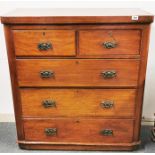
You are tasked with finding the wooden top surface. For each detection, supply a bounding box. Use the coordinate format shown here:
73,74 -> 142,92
1,8 -> 154,24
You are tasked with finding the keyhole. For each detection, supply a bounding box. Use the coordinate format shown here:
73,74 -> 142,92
108,31 -> 113,37
76,61 -> 79,64
43,32 -> 46,36
76,120 -> 80,123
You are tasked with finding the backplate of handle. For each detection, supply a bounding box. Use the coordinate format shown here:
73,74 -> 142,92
40,70 -> 54,78
100,100 -> 114,109
101,70 -> 116,78
42,100 -> 56,108
100,129 -> 113,136
103,41 -> 117,49
38,42 -> 52,51
44,128 -> 57,136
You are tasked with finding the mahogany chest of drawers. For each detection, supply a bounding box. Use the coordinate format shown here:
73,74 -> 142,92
1,9 -> 154,150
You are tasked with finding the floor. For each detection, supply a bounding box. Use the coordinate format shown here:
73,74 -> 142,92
0,123 -> 154,153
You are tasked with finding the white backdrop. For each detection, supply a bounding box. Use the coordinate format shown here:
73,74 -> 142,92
0,1 -> 155,123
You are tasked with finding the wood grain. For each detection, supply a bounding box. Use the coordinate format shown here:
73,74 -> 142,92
18,141 -> 140,150
13,30 -> 76,56
23,118 -> 134,143
133,25 -> 151,141
20,88 -> 136,118
1,8 -> 154,24
16,59 -> 140,87
79,30 -> 141,56
11,24 -> 145,59
1,9 -> 153,150
4,25 -> 25,140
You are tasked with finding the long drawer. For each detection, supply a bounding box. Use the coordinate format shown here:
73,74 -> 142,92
16,59 -> 140,87
24,118 -> 134,143
20,89 -> 136,117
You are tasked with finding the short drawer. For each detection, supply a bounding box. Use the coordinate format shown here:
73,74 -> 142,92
21,89 -> 136,117
24,118 -> 134,143
13,30 -> 76,56
79,30 -> 141,56
16,59 -> 139,87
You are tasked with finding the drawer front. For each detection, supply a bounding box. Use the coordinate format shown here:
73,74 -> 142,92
21,89 -> 136,117
13,30 -> 76,56
24,118 -> 134,143
16,59 -> 139,87
79,30 -> 141,56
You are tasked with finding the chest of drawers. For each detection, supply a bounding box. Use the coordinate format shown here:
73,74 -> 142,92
1,8 -> 154,150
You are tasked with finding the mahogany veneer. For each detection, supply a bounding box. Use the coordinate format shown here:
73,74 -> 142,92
1,8 -> 154,150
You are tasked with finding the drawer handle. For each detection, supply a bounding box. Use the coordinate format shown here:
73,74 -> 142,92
103,41 -> 117,49
38,42 -> 52,50
42,100 -> 56,108
101,70 -> 116,79
40,71 -> 54,78
100,101 -> 114,109
45,128 -> 57,136
100,129 -> 113,136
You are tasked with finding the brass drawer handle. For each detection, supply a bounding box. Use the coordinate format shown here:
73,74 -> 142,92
103,41 -> 117,49
42,100 -> 56,108
38,42 -> 52,51
40,71 -> 54,78
100,101 -> 114,109
101,70 -> 116,78
45,128 -> 57,136
100,129 -> 113,136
